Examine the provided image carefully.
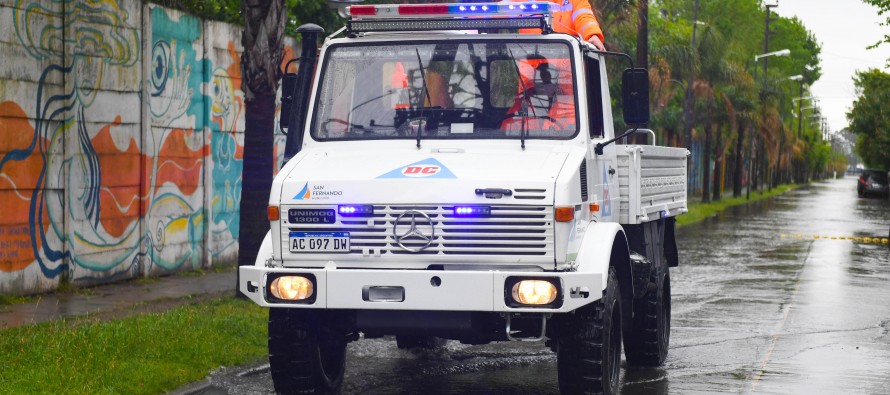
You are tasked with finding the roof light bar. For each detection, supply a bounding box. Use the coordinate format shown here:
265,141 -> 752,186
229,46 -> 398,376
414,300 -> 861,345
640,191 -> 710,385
348,2 -> 555,19
348,17 -> 548,34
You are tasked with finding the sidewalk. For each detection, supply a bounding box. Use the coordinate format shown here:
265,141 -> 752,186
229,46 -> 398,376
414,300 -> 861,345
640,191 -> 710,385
0,268 -> 237,329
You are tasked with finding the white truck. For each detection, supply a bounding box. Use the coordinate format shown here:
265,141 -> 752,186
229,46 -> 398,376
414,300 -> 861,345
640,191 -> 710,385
239,3 -> 688,394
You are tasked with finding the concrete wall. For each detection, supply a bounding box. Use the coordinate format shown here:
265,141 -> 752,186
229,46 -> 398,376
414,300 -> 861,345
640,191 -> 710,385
0,0 -> 293,294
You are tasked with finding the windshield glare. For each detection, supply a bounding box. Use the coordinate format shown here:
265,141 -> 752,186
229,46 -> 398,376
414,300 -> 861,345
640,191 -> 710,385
312,42 -> 577,141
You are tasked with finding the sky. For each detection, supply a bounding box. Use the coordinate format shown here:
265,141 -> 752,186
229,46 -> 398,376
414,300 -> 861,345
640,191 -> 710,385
776,0 -> 890,133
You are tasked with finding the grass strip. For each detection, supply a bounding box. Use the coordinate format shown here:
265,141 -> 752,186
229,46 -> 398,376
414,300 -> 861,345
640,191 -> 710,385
0,294 -> 34,306
0,296 -> 268,395
676,184 -> 800,228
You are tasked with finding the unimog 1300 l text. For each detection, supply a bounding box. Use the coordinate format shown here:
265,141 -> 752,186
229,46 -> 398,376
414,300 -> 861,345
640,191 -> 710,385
239,3 -> 688,394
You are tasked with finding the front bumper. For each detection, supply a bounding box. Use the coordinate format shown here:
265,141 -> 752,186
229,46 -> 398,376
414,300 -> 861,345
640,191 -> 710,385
240,266 -> 601,313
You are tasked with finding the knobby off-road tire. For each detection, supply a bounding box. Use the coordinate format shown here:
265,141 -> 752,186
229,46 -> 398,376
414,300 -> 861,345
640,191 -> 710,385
396,335 -> 448,350
624,268 -> 671,367
268,308 -> 347,395
557,267 -> 622,395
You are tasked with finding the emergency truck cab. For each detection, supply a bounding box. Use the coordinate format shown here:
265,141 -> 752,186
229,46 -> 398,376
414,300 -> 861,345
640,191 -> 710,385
239,3 -> 688,394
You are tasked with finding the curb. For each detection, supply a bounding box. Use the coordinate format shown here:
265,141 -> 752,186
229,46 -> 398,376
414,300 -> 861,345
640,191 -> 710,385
167,363 -> 270,395
165,379 -> 215,395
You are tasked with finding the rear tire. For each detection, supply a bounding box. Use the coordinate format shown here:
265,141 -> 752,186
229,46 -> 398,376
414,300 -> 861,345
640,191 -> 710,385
557,267 -> 622,395
268,308 -> 347,395
624,269 -> 670,366
396,335 -> 447,350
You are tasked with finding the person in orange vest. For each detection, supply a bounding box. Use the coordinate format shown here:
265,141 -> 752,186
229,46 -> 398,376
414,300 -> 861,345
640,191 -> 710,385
513,0 -> 606,50
501,58 -> 576,136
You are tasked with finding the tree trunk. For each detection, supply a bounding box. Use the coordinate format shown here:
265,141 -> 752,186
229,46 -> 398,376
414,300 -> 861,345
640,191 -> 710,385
712,123 -> 724,201
733,119 -> 745,197
702,94 -> 713,203
237,0 -> 287,294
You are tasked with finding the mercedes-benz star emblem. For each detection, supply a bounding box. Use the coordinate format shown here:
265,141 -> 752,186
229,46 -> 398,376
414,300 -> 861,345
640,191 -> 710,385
393,210 -> 435,252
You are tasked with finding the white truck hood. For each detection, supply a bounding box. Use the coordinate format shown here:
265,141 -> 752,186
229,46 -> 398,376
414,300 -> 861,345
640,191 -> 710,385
278,148 -> 568,205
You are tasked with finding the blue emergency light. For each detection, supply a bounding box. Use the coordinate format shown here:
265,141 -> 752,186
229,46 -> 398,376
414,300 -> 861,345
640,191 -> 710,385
452,205 -> 492,217
338,205 -> 375,217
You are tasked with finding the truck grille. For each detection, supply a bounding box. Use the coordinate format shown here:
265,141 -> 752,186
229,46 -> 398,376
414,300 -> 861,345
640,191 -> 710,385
281,205 -> 554,257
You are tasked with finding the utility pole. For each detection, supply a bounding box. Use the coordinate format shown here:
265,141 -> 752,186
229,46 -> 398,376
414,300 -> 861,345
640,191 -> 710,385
634,0 -> 649,145
637,0 -> 649,70
683,0 -> 700,195
763,5 -> 778,78
753,2 -> 779,195
763,2 -> 778,191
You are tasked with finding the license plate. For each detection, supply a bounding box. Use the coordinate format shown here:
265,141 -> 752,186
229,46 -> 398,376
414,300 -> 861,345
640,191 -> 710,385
289,232 -> 350,253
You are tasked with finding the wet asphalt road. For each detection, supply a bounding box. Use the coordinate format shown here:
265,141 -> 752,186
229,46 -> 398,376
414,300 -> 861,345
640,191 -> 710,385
206,177 -> 890,394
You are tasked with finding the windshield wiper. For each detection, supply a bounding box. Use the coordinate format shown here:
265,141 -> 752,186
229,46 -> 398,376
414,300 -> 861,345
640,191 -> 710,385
508,49 -> 535,150
414,49 -> 431,149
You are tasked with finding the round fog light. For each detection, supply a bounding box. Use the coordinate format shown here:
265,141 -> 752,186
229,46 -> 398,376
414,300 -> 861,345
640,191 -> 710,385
512,280 -> 558,305
270,276 -> 314,301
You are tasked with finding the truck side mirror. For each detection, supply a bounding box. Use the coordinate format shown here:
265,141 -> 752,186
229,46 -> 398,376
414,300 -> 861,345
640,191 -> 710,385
279,59 -> 300,131
283,24 -> 324,160
622,68 -> 650,125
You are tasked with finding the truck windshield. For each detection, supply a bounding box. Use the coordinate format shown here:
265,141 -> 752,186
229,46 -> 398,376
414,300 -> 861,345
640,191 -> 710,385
311,41 -> 577,141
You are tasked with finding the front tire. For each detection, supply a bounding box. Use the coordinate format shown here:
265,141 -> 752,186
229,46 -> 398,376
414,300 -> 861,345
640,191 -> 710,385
268,308 -> 347,395
556,267 -> 622,395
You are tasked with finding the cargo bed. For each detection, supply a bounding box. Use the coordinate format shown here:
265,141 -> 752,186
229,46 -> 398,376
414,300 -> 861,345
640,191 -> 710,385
616,145 -> 689,225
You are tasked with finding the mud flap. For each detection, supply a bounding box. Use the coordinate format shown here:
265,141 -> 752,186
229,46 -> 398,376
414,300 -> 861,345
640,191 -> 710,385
664,217 -> 679,267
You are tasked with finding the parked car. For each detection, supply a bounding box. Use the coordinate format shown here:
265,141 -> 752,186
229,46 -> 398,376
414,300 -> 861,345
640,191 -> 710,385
857,169 -> 890,197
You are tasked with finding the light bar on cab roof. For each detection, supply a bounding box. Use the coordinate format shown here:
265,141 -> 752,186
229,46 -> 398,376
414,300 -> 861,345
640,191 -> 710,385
348,2 -> 555,19
346,2 -> 554,34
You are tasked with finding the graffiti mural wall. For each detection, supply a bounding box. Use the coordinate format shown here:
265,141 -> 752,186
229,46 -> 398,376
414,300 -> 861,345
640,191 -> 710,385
0,0 -> 293,294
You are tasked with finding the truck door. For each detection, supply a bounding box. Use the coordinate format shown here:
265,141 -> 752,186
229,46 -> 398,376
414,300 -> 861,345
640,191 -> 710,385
584,53 -> 618,223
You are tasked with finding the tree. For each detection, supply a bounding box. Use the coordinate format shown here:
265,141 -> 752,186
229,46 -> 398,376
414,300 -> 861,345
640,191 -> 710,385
238,0 -> 287,292
864,0 -> 890,63
848,69 -> 890,169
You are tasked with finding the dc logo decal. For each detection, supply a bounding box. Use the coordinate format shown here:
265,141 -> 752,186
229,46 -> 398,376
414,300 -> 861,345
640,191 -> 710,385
378,158 -> 456,179
402,165 -> 440,177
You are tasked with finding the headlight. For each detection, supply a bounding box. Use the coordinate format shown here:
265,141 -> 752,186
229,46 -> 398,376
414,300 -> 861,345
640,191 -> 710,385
505,277 -> 562,308
268,275 -> 315,302
512,280 -> 558,305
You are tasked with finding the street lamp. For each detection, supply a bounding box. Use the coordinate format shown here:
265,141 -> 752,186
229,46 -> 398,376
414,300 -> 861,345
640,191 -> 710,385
754,49 -> 791,62
788,74 -> 805,137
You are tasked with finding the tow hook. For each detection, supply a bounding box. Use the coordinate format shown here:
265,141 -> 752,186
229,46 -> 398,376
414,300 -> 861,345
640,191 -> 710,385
506,313 -> 550,342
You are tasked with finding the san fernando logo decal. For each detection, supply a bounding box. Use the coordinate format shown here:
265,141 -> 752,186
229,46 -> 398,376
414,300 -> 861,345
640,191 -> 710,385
294,182 -> 312,200
293,183 -> 343,200
377,158 -> 456,179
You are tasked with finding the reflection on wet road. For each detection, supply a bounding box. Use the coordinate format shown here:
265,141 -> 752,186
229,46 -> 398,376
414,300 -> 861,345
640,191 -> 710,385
211,178 -> 890,394
673,178 -> 890,394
